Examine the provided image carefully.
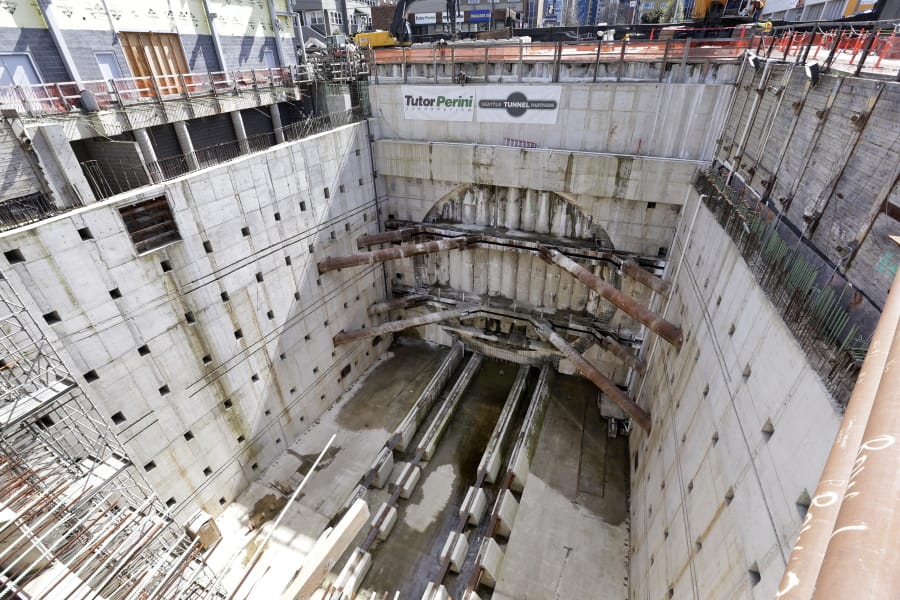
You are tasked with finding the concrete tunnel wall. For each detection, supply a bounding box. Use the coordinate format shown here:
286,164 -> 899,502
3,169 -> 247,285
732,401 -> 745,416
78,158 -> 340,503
628,189 -> 842,600
0,123 -> 388,519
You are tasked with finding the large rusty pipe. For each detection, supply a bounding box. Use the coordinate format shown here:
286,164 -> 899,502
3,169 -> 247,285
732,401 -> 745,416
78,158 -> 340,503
812,314 -> 900,599
597,333 -> 647,374
333,308 -> 468,346
540,246 -> 683,348
621,259 -> 671,298
534,320 -> 651,432
367,294 -> 426,316
777,270 -> 900,599
318,238 -> 467,273
356,226 -> 425,248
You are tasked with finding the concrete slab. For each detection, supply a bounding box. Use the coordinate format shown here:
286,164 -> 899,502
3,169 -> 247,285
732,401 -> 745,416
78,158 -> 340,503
494,490 -> 519,539
491,376 -> 629,600
371,503 -> 398,541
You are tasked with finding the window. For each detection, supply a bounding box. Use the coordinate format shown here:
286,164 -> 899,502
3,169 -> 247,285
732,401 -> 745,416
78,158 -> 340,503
95,52 -> 124,81
308,10 -> 325,26
0,54 -> 41,86
329,11 -> 344,26
263,48 -> 277,69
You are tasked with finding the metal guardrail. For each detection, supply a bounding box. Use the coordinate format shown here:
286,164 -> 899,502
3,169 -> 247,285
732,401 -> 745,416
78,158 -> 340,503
695,169 -> 871,405
82,109 -> 365,200
0,58 -> 370,118
0,191 -> 69,232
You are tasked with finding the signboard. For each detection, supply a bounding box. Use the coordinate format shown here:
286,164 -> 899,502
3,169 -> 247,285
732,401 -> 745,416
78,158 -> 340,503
401,86 -> 561,124
468,9 -> 492,22
440,11 -> 465,22
414,13 -> 437,24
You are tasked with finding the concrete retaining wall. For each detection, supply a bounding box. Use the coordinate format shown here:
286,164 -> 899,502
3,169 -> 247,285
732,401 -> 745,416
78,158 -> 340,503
628,189 -> 842,599
0,122 -> 384,520
370,82 -> 733,160
718,65 -> 900,308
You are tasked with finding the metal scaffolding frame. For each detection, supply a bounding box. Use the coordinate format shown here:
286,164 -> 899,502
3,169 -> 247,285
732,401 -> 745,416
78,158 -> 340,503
0,273 -> 224,600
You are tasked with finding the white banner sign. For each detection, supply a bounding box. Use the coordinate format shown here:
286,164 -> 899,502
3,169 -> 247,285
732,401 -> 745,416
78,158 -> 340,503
402,86 -> 476,121
414,13 -> 437,24
440,11 -> 465,22
400,85 -> 561,124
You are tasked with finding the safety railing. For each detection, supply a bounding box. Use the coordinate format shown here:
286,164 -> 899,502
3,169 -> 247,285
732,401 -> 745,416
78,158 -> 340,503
752,20 -> 900,79
371,21 -> 899,82
82,109 -> 365,201
695,168 -> 874,405
0,61 -> 368,118
0,191 -> 69,232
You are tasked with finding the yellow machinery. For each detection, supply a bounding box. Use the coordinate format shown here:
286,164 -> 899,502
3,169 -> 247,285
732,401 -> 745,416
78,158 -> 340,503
354,30 -> 408,48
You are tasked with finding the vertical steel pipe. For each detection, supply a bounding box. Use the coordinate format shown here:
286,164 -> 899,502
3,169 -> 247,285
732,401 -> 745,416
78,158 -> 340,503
540,246 -> 682,348
777,270 -> 900,599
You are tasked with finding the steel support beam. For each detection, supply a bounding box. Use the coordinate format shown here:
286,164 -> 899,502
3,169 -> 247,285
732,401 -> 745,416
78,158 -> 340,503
621,259 -> 671,298
539,246 -> 683,348
367,294 -> 427,316
357,226 -> 426,248
533,320 -> 651,432
333,308 -> 470,346
596,333 -> 646,374
318,238 -> 467,273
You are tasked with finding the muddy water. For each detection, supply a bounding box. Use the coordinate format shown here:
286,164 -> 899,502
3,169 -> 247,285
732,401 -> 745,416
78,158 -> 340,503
363,358 -> 516,598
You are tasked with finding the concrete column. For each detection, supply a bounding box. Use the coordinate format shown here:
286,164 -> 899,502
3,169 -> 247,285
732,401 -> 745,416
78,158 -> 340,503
521,189 -> 536,231
536,191 -> 551,234
265,0 -> 287,67
230,111 -> 251,154
36,0 -> 81,82
487,249 -> 502,296
475,187 -> 489,225
30,125 -> 96,206
505,187 -> 521,230
500,251 -> 518,299
551,200 -> 569,237
462,189 -> 476,224
133,128 -> 162,183
200,0 -> 228,71
173,121 -> 200,171
270,104 -> 285,143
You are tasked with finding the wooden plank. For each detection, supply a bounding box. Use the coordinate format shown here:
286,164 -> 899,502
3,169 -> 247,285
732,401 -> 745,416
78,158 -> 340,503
280,499 -> 370,600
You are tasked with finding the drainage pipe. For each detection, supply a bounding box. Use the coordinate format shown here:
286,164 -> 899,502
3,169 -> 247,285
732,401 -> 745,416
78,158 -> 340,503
200,0 -> 229,72
533,319 -> 652,432
776,269 -> 900,599
318,238 -> 467,273
539,246 -> 683,348
621,259 -> 671,298
333,308 -> 469,346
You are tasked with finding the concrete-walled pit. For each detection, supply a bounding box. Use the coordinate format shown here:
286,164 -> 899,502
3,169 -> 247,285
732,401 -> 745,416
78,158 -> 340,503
628,189 -> 842,599
370,83 -> 732,159
0,123 -> 386,520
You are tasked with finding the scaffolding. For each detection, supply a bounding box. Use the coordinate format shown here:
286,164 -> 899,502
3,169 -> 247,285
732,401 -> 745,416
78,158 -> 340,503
0,272 -> 224,600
